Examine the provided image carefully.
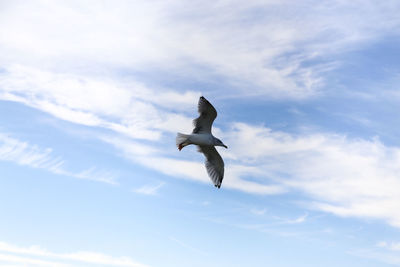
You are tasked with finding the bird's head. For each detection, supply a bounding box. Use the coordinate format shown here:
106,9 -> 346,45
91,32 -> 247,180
214,138 -> 228,149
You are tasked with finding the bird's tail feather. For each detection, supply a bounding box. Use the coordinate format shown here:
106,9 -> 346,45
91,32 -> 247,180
176,133 -> 190,149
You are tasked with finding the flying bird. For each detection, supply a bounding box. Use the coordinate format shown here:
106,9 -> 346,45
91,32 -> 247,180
176,96 -> 227,188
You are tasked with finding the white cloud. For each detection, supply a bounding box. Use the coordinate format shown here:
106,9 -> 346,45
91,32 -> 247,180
133,182 -> 165,195
0,133 -> 63,170
0,253 -> 69,267
377,241 -> 400,251
250,208 -> 267,216
201,201 -> 211,206
351,247 -> 400,266
0,241 -> 148,267
168,236 -> 207,256
285,214 -> 308,224
221,123 -> 400,227
104,135 -> 287,195
70,167 -> 118,185
0,65 -> 196,141
1,1 -> 399,98
0,133 -> 117,184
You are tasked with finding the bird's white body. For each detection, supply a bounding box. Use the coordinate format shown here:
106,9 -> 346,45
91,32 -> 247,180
187,133 -> 214,146
176,133 -> 215,149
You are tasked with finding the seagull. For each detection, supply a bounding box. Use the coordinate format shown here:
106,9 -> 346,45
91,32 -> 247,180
176,96 -> 228,188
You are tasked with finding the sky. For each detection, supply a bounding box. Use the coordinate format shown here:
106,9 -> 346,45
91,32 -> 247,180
1,0 -> 400,266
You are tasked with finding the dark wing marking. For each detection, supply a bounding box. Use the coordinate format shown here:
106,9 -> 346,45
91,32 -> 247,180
197,145 -> 224,188
192,96 -> 217,134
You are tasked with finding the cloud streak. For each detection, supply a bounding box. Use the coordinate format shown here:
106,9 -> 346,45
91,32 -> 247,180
0,241 -> 149,267
0,65 -> 196,141
0,133 -> 117,184
133,182 -> 165,196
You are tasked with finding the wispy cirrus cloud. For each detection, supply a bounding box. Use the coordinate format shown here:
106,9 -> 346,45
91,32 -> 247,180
0,253 -> 69,267
0,65 -> 196,141
0,133 -> 63,171
0,133 -> 117,184
133,182 -> 165,196
350,241 -> 400,266
0,241 -> 149,267
250,208 -> 267,216
377,241 -> 400,251
168,236 -> 207,256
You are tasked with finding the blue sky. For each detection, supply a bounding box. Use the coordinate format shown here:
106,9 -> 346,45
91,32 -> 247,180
1,1 -> 400,266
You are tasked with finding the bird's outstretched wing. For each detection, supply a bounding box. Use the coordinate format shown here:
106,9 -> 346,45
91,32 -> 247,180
197,145 -> 224,188
192,96 -> 217,134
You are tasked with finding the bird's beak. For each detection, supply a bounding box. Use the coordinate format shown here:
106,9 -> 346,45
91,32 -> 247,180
223,144 -> 228,149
